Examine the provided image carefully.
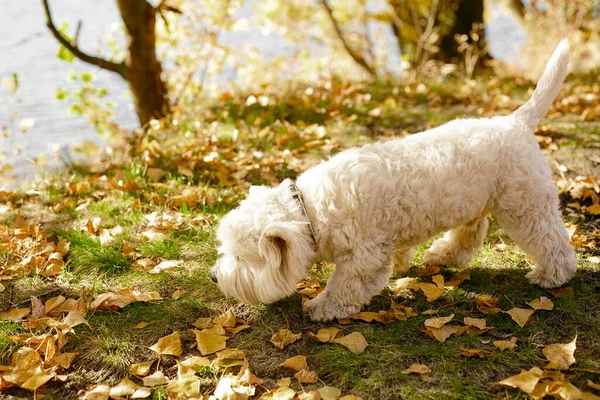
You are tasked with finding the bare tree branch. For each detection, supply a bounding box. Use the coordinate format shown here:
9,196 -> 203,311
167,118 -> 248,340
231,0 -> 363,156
320,0 -> 377,79
41,0 -> 128,78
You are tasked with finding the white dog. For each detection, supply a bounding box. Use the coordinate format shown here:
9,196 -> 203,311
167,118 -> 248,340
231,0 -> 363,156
211,40 -> 576,321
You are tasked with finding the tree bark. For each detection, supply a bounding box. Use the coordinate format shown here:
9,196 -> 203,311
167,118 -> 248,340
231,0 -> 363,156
42,0 -> 170,126
116,0 -> 168,125
437,0 -> 487,64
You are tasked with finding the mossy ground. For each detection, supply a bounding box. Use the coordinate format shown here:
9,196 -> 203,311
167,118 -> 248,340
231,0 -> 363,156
1,77 -> 599,399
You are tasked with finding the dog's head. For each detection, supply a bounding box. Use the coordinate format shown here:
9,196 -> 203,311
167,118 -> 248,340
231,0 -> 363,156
211,180 -> 316,305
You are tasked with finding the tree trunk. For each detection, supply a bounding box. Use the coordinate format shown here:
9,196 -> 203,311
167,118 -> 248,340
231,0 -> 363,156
116,0 -> 168,125
437,0 -> 487,64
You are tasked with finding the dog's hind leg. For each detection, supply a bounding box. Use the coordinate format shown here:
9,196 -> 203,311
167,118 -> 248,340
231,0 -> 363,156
392,246 -> 415,276
303,243 -> 393,321
423,215 -> 489,268
494,191 -> 576,288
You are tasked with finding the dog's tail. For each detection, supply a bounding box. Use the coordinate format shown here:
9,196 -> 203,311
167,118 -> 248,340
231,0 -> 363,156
513,39 -> 570,131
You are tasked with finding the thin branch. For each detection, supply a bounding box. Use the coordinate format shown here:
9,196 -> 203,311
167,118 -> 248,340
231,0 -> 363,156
320,0 -> 377,79
41,0 -> 128,78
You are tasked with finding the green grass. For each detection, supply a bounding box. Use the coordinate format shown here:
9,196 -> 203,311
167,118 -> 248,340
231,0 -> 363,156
57,229 -> 131,274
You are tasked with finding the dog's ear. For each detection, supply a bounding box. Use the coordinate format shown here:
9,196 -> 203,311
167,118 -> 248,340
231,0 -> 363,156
258,222 -> 290,270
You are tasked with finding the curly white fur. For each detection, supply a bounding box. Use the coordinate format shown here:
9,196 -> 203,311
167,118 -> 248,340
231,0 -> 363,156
212,40 -> 577,321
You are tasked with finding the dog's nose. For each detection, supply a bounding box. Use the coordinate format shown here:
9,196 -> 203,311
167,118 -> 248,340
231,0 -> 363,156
210,269 -> 218,283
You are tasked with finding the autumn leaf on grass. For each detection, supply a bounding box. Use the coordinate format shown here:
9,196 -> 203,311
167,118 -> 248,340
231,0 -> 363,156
505,307 -> 535,328
271,329 -> 301,350
0,307 -> 30,321
422,314 -> 456,343
212,309 -> 237,328
527,296 -> 554,310
546,287 -> 574,298
445,269 -> 470,289
150,331 -> 182,356
81,384 -> 110,400
129,360 -> 155,377
497,367 -> 544,395
475,294 -> 503,314
236,359 -> 264,386
309,327 -> 342,343
193,317 -> 212,329
493,337 -> 517,351
181,356 -> 210,370
392,277 -> 420,295
214,348 -> 245,368
63,311 -> 89,328
143,371 -> 169,387
464,317 -> 493,334
295,368 -> 319,384
543,335 -> 577,370
133,322 -> 148,329
193,330 -> 227,356
319,386 -> 342,400
109,377 -> 139,398
170,289 -> 185,300
457,349 -> 484,358
419,274 -> 445,302
51,352 -> 78,369
333,332 -> 368,354
280,355 -> 308,372
401,363 -> 431,375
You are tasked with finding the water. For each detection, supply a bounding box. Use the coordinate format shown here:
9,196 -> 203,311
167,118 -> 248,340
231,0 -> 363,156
0,0 -> 526,183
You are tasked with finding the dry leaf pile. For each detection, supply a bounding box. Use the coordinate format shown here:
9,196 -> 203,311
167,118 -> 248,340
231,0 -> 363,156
0,213 -> 69,280
0,287 -> 163,393
77,309 -> 363,400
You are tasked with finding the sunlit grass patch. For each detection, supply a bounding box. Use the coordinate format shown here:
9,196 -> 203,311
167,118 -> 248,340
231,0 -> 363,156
57,229 -> 130,274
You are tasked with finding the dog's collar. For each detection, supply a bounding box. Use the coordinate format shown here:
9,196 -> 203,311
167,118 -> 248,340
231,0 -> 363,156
289,180 -> 318,249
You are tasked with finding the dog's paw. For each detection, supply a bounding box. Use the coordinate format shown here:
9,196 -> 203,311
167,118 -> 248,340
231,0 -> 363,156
303,294 -> 360,322
526,269 -> 571,289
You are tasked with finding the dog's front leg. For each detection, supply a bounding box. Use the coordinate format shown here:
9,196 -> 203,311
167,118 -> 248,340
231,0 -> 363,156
303,247 -> 392,321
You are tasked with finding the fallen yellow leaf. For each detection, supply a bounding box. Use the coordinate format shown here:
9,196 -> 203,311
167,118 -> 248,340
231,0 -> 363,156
170,289 -> 185,300
543,335 -> 577,370
319,386 -> 342,400
193,330 -> 227,355
419,274 -> 445,302
129,360 -> 155,377
333,332 -> 368,354
143,370 -> 169,387
280,355 -> 308,372
498,367 -> 544,394
424,314 -> 454,329
133,322 -> 149,329
493,337 -> 518,351
401,363 -> 431,375
270,329 -> 302,350
0,307 -> 30,321
109,377 -> 139,398
213,309 -> 237,328
464,317 -> 487,330
527,296 -> 554,311
309,327 -> 342,343
295,368 -> 318,383
505,307 -> 535,328
149,331 -> 182,356
457,349 -> 484,358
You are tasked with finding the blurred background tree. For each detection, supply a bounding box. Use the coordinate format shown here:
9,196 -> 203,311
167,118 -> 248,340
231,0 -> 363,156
42,0 -> 180,125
